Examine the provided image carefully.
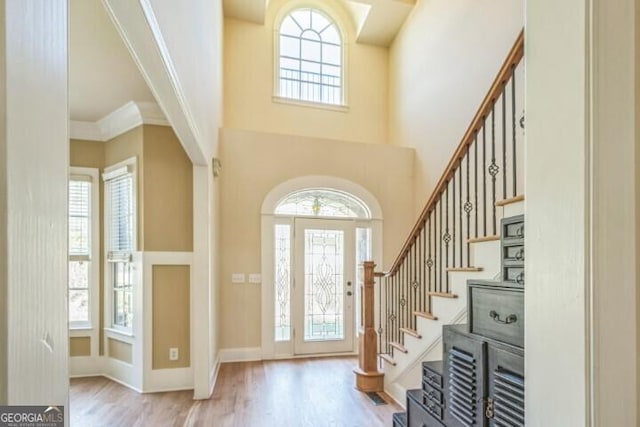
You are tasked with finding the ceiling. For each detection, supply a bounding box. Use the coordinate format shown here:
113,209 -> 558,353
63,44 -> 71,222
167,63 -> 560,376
69,0 -> 156,122
223,0 -> 416,47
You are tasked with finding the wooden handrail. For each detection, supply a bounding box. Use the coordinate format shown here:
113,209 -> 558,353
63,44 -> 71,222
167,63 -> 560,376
385,30 -> 524,276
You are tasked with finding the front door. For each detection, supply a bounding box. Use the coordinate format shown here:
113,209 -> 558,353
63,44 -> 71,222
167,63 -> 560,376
293,218 -> 355,354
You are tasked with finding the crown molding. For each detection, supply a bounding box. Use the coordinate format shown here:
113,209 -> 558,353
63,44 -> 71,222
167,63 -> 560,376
70,101 -> 170,142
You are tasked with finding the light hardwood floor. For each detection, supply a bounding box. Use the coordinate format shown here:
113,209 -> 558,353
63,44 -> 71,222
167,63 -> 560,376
70,357 -> 401,427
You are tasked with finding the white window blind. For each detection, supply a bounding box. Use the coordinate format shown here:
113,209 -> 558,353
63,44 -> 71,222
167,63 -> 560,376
68,175 -> 93,325
106,173 -> 134,257
69,178 -> 91,260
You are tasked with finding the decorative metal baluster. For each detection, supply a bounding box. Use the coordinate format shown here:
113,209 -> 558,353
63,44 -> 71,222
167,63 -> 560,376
474,133 -> 478,239
444,186 -> 451,293
502,87 -> 507,200
452,171 -> 456,268
438,198 -> 443,293
421,222 -> 426,312
412,241 -> 418,329
511,66 -> 517,197
427,216 -> 433,298
465,152 -> 472,267
490,105 -> 499,235
378,275 -> 383,360
482,123 -> 487,236
459,165 -> 463,267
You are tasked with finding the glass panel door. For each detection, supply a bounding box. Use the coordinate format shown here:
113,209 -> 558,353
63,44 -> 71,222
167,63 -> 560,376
294,218 -> 355,354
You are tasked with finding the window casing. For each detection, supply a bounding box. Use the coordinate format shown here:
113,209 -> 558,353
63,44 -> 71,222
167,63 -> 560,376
104,158 -> 136,332
277,8 -> 344,106
68,172 -> 98,329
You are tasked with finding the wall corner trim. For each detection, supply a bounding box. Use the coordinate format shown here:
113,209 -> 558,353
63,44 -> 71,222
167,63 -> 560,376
70,101 -> 170,142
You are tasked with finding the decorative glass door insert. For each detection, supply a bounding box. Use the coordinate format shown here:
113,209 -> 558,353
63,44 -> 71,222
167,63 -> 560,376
294,219 -> 354,354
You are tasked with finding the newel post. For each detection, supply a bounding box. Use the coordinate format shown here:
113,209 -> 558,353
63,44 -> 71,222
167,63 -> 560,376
354,261 -> 384,392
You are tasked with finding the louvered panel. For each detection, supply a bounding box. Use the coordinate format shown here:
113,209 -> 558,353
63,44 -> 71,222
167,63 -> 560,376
493,368 -> 525,427
448,347 -> 477,427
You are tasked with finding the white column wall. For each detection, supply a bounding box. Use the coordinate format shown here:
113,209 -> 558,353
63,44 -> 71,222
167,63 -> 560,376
0,0 -> 69,410
525,0 -> 589,425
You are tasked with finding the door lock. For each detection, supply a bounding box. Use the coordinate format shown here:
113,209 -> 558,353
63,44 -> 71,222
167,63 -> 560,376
347,281 -> 352,287
347,291 -> 353,296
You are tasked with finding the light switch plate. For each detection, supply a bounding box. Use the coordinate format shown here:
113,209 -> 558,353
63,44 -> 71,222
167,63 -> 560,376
231,273 -> 246,283
169,347 -> 179,361
248,273 -> 262,284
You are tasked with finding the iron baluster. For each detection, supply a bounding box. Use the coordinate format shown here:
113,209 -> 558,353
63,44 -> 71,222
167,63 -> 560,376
444,186 -> 451,293
511,65 -> 517,197
452,170 -> 456,268
502,86 -> 507,200
482,123 -> 487,237
459,164 -> 463,267
489,105 -> 499,235
438,198 -> 442,293
474,133 -> 478,238
465,152 -> 472,267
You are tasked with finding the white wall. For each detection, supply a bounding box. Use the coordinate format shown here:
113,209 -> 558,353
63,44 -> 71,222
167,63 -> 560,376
389,0 -> 523,212
0,0 -> 69,408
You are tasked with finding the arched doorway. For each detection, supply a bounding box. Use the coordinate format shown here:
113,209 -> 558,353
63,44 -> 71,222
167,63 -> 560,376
261,176 -> 382,358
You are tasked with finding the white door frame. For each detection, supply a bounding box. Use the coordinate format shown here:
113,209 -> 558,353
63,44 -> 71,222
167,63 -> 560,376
260,176 -> 383,360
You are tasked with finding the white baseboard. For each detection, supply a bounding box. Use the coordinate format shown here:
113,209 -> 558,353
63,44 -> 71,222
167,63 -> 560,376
144,367 -> 193,393
218,347 -> 263,363
69,356 -> 106,377
102,373 -> 143,393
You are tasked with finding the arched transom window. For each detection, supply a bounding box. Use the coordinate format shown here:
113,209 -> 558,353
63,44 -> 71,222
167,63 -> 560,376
278,9 -> 343,105
275,189 -> 370,218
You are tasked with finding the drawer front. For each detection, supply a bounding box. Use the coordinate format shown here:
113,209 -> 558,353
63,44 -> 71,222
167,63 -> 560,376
422,380 -> 443,405
503,245 -> 525,263
423,366 -> 443,388
408,390 -> 444,427
469,285 -> 524,348
504,221 -> 525,240
422,396 -> 443,420
503,266 -> 524,285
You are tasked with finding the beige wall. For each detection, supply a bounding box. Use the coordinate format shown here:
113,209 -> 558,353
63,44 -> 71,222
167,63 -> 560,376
224,0 -> 389,145
143,125 -> 193,252
152,265 -> 191,369
219,128 -> 415,349
69,337 -> 91,357
70,125 -> 193,359
108,338 -> 132,363
389,0 -> 523,212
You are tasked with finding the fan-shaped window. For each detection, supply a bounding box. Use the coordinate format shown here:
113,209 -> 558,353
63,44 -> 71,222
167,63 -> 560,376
278,8 -> 343,105
275,189 -> 370,218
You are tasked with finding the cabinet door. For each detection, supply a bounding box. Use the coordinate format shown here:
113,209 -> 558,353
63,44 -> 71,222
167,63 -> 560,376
443,327 -> 486,427
487,345 -> 525,426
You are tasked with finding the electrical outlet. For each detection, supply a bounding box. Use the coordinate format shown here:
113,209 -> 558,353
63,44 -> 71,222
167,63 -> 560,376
169,347 -> 179,361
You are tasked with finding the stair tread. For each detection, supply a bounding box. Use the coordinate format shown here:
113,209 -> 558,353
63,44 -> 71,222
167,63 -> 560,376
389,341 -> 408,353
380,353 -> 397,366
414,311 -> 438,321
428,291 -> 458,299
468,234 -> 500,243
447,266 -> 483,272
400,327 -> 422,339
496,194 -> 525,207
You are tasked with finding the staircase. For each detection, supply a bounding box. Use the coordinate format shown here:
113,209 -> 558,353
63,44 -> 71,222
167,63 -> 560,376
353,30 -> 526,404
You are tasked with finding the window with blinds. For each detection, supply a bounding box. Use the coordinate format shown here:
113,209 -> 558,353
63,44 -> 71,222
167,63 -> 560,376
107,173 -> 134,255
68,176 -> 92,326
104,160 -> 136,330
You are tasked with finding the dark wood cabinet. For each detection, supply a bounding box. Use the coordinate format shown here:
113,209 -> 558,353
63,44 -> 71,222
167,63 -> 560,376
443,325 -> 524,427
